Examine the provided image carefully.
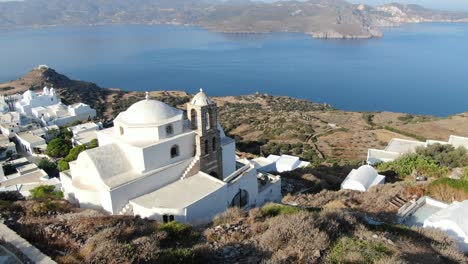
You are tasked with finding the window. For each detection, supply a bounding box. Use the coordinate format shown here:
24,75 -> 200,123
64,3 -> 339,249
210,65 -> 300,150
119,127 -> 124,135
212,137 -> 217,151
169,215 -> 175,222
231,189 -> 249,208
163,215 -> 168,223
205,111 -> 211,130
190,109 -> 197,129
171,145 -> 180,158
204,139 -> 209,155
166,124 -> 174,136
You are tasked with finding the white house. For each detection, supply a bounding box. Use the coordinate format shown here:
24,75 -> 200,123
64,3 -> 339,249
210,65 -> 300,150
15,87 -> 60,116
341,165 -> 385,192
60,90 -> 281,225
32,102 -> 96,127
251,154 -> 310,173
68,122 -> 102,146
424,200 -> 468,253
16,132 -> 47,155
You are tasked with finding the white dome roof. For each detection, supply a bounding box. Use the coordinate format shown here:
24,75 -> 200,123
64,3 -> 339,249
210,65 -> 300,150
191,89 -> 213,106
119,99 -> 183,126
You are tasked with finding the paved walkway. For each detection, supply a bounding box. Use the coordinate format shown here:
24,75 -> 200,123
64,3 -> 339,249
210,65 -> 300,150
0,223 -> 55,264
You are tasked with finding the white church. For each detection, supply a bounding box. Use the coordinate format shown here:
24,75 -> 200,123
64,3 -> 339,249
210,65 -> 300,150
61,90 -> 281,224
14,87 -> 96,126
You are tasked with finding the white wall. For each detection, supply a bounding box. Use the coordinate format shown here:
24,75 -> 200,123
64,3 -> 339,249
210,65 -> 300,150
185,184 -> 228,225
142,132 -> 195,173
108,158 -> 192,214
222,141 -> 236,179
225,168 -> 259,208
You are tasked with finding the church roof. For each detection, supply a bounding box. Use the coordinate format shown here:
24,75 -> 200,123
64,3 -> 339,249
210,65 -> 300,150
191,89 -> 213,106
130,172 -> 225,209
118,99 -> 183,126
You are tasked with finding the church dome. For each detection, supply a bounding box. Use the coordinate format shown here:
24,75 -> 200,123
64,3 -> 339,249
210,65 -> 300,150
119,99 -> 183,126
191,89 -> 213,106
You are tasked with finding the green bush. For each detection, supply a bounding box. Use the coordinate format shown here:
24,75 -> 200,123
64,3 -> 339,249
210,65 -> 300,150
64,144 -> 87,162
261,203 -> 301,218
58,160 -> 70,171
30,185 -> 63,200
377,154 -> 449,179
328,237 -> 391,264
158,222 -> 197,242
38,158 -> 57,172
383,126 -> 426,141
46,138 -> 72,158
88,138 -> 99,149
417,144 -> 468,168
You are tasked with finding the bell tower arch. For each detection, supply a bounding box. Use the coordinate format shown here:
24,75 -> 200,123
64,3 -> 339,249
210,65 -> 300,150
187,89 -> 223,179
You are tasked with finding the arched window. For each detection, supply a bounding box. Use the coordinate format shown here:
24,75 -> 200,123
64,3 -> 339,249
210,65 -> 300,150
119,127 -> 124,135
212,137 -> 217,151
166,124 -> 174,136
231,189 -> 249,208
190,109 -> 198,129
163,215 -> 168,223
170,145 -> 180,158
204,139 -> 209,155
205,111 -> 211,130
169,215 -> 175,222
208,108 -> 215,129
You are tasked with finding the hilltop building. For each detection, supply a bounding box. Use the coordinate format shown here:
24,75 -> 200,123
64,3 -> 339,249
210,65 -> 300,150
15,87 -> 60,116
61,90 -> 281,224
13,87 -> 96,127
251,154 -> 310,173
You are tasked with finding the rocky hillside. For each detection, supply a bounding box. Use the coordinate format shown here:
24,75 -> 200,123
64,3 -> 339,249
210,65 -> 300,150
1,190 -> 466,264
0,0 -> 467,38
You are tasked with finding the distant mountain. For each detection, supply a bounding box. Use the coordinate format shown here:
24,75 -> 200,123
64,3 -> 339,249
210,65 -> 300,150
0,0 -> 467,38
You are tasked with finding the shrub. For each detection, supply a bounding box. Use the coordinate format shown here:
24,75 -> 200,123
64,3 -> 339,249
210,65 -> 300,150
38,158 -> 57,173
46,138 -> 72,158
213,207 -> 245,226
88,138 -> 99,149
64,144 -> 87,162
417,144 -> 468,168
30,185 -> 63,200
158,222 -> 198,244
377,154 -> 449,179
29,200 -> 70,216
328,237 -> 391,264
58,160 -> 70,171
427,177 -> 468,202
159,248 -> 197,264
258,212 -> 330,263
261,203 -> 301,218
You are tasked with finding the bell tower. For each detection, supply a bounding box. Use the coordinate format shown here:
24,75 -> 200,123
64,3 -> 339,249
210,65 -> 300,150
187,89 -> 223,179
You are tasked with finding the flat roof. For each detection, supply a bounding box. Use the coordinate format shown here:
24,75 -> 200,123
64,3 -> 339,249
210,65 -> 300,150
131,173 -> 225,209
16,133 -> 45,145
385,138 -> 426,154
74,130 -> 97,144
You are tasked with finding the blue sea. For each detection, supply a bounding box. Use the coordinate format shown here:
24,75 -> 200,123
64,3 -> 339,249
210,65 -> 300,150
1,23 -> 467,116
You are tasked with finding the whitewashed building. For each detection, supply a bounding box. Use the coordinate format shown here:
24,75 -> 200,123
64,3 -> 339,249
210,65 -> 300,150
341,165 -> 385,192
367,135 -> 468,165
15,88 -> 60,116
251,154 -> 310,173
16,132 -> 47,155
68,122 -> 102,146
32,102 -> 96,126
61,90 -> 281,225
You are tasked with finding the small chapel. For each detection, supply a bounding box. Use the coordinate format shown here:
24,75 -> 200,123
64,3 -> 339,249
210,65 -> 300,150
60,90 -> 281,224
